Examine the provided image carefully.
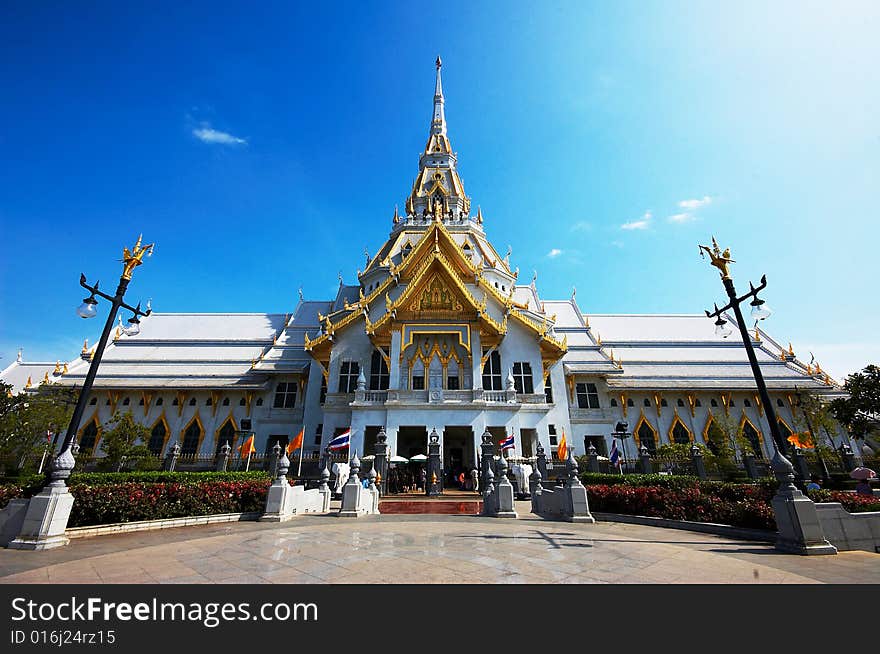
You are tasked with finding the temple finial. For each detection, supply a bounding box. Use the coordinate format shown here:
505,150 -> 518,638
436,55 -> 442,70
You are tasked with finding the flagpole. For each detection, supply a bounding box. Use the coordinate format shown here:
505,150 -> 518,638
246,450 -> 251,471
297,427 -> 305,478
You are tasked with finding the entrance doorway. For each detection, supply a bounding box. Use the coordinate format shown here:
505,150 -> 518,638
397,426 -> 427,459
443,426 -> 474,489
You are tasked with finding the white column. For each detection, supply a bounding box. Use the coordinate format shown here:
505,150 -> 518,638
471,327 -> 482,389
389,329 -> 402,390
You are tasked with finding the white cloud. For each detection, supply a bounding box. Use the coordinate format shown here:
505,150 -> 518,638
668,212 -> 695,223
193,125 -> 247,145
621,210 -> 652,230
570,221 -> 592,232
678,196 -> 712,210
547,248 -> 562,258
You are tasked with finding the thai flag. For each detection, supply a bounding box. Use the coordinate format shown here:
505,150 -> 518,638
610,439 -> 620,466
328,429 -> 351,450
499,434 -> 515,451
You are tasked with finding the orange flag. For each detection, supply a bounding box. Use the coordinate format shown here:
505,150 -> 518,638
787,431 -> 814,449
557,428 -> 568,460
287,428 -> 304,456
238,434 -> 256,456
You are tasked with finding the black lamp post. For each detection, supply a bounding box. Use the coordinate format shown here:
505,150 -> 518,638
47,236 -> 154,486
699,237 -> 789,457
612,421 -> 631,472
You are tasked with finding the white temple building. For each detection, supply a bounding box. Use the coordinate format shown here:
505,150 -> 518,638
3,59 -> 844,471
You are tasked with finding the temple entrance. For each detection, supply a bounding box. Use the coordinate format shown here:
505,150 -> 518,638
443,426 -> 475,490
396,426 -> 428,459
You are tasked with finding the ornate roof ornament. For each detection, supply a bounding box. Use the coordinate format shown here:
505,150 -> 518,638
476,205 -> 483,224
81,339 -> 89,355
16,348 -> 22,363
698,236 -> 735,280
393,205 -> 400,224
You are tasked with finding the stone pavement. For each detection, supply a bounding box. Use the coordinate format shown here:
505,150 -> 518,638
1,508 -> 878,584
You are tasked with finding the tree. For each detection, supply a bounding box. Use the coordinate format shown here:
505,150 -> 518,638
97,412 -> 154,471
0,384 -> 77,475
830,365 -> 880,442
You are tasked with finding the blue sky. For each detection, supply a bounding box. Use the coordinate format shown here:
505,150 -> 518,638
2,1 -> 878,380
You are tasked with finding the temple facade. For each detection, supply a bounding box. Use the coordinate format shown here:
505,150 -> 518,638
3,59 -> 845,469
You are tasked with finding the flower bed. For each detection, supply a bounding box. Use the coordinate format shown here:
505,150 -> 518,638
585,484 -> 777,531
66,480 -> 271,527
807,489 -> 880,513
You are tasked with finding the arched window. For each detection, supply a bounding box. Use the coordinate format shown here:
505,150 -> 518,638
677,398 -> 685,407
670,417 -> 691,444
222,397 -> 230,406
742,420 -> 763,460
710,399 -> 718,407
156,397 -> 163,406
777,418 -> 793,439
482,350 -> 502,391
89,397 -> 97,406
776,398 -> 784,407
148,418 -> 167,456
412,359 -> 425,390
181,416 -> 203,457
610,398 -> 618,407
215,418 -> 237,455
78,419 -> 100,454
188,397 -> 196,406
643,398 -> 651,408
447,358 -> 460,390
635,417 -> 657,455
704,416 -> 723,455
369,350 -> 389,390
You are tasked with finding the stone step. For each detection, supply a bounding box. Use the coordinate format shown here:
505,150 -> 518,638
378,499 -> 483,515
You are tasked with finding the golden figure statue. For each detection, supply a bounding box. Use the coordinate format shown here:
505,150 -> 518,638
698,237 -> 735,279
121,235 -> 155,280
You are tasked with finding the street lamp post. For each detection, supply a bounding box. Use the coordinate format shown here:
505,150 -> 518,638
699,237 -> 789,457
50,236 -> 154,485
9,237 -> 154,550
612,421 -> 631,473
697,238 -> 837,555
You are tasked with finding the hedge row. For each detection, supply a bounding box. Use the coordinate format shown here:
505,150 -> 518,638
585,484 -> 777,531
66,480 -> 270,527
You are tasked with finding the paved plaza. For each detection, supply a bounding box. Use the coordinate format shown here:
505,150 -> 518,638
1,507 -> 878,585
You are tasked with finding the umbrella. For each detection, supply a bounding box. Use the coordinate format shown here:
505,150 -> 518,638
389,455 -> 409,463
849,467 -> 877,481
409,454 -> 428,462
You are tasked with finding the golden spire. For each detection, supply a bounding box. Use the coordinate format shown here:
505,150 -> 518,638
806,363 -> 813,374
754,325 -> 760,341
596,333 -> 602,345
62,363 -> 68,375
42,371 -> 49,384
788,342 -> 795,357
25,375 -> 32,388
476,205 -> 483,224
53,361 -> 61,375
81,339 -> 89,355
393,205 -> 400,224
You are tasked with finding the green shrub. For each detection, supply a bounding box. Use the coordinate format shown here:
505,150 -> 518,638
66,480 -> 271,527
586,484 -> 777,531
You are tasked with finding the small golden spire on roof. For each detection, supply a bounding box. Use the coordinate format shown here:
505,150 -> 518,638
476,205 -> 483,224
596,333 -> 602,345
62,363 -> 68,375
25,375 -> 32,388
393,205 -> 400,225
53,361 -> 61,375
754,325 -> 760,341
42,371 -> 49,384
81,339 -> 89,355
788,342 -> 795,357
806,363 -> 813,374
